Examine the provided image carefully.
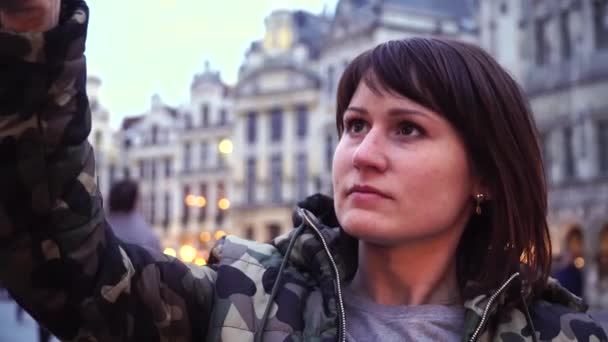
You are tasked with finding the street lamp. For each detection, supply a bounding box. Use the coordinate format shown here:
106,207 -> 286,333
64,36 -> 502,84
195,196 -> 207,208
218,139 -> 233,154
185,195 -> 197,207
179,244 -> 197,263
218,198 -> 230,210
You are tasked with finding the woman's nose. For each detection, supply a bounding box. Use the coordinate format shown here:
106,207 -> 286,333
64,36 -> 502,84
352,131 -> 388,172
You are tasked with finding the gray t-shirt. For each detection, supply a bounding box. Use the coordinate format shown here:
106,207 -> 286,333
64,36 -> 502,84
344,286 -> 465,342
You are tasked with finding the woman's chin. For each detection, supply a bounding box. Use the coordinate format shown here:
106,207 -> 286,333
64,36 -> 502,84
340,210 -> 393,240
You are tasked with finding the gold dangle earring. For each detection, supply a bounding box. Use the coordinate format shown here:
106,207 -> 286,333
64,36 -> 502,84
475,193 -> 485,215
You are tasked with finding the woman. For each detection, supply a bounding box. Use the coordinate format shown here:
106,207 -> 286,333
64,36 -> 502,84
0,0 -> 606,341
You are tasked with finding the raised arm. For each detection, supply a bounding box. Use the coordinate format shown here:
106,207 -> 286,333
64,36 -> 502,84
0,1 -> 216,340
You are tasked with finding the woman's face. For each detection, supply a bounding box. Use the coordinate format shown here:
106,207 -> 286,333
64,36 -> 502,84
332,81 -> 481,246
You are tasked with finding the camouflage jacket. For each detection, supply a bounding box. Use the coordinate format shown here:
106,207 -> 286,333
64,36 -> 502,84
0,1 -> 606,341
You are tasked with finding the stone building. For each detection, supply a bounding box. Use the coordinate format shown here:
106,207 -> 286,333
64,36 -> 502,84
87,76 -> 118,200
231,10 -> 329,242
479,0 -> 608,256
114,63 -> 235,252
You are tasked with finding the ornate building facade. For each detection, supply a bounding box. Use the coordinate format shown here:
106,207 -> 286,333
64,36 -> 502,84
94,0 -> 608,261
479,0 -> 608,256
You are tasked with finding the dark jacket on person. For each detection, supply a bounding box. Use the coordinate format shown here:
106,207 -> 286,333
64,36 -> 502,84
0,1 -> 606,341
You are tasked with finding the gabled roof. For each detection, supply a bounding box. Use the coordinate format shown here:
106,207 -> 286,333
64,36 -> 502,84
121,115 -> 144,130
383,0 -> 473,18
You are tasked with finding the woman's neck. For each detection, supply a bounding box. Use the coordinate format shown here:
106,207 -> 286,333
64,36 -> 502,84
349,234 -> 462,306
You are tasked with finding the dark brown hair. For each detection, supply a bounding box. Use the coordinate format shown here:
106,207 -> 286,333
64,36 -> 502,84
597,224 -> 608,279
336,38 -> 551,298
108,180 -> 139,213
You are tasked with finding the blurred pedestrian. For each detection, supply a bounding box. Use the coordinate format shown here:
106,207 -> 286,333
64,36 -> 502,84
586,224 -> 608,311
107,179 -> 162,253
552,226 -> 585,297
0,1 -> 606,341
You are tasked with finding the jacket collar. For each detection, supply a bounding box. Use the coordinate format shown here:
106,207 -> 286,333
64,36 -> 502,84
272,194 -> 589,341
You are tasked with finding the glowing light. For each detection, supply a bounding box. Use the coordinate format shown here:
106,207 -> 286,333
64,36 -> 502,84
196,196 -> 207,208
218,139 -> 233,154
199,231 -> 211,243
179,245 -> 197,263
194,257 -> 207,266
185,195 -> 197,206
214,230 -> 227,240
574,257 -> 585,269
163,248 -> 176,257
218,198 -> 231,210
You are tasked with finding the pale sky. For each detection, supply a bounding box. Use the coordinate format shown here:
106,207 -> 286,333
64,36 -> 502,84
86,0 -> 338,128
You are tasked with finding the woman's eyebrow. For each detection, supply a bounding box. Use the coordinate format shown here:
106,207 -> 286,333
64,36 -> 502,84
345,106 -> 368,115
386,108 -> 435,121
347,106 -> 435,121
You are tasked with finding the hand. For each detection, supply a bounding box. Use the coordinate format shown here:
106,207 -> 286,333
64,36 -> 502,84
0,0 -> 60,32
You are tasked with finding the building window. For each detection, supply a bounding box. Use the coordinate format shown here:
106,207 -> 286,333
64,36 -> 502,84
327,65 -> 335,96
560,11 -> 572,59
109,164 -> 116,186
150,160 -> 156,181
217,181 -> 226,199
216,181 -> 226,226
535,17 -> 549,65
216,211 -> 225,226
267,223 -> 281,241
219,109 -> 228,126
325,134 -> 334,172
184,113 -> 193,130
151,125 -> 159,145
296,105 -> 308,138
163,192 -> 171,230
563,127 -> 575,179
182,185 -> 190,225
295,153 -> 308,201
217,139 -> 227,168
150,192 -> 156,225
499,2 -> 508,14
164,158 -> 172,178
198,183 -> 207,222
270,108 -> 283,142
593,0 -> 608,49
94,130 -> 103,148
270,154 -> 282,203
246,158 -> 256,204
201,103 -> 210,128
599,120 -> 608,174
244,226 -> 255,240
246,111 -> 257,143
139,160 -> 145,179
183,142 -> 191,172
200,141 -> 209,167
123,138 -> 132,150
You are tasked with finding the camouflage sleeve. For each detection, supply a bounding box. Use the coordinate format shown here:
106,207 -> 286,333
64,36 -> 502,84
0,1 -> 217,341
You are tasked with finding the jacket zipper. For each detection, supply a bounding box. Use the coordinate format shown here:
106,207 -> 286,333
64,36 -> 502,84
469,272 -> 520,342
298,208 -> 347,342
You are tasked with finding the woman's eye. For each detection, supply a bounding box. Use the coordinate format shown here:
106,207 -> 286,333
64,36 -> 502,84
398,122 -> 422,137
346,119 -> 367,134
